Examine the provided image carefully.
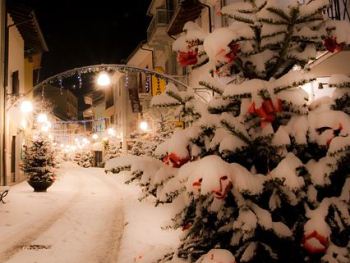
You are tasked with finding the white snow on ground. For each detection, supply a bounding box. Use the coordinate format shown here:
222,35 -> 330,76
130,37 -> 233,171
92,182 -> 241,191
111,172 -> 181,263
0,162 -> 180,263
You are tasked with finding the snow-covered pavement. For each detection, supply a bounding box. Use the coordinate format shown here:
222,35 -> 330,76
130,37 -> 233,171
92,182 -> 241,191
0,163 -> 124,263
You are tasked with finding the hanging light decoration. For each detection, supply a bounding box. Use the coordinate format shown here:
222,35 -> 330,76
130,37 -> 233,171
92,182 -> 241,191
96,71 -> 111,87
58,77 -> 64,95
78,72 -> 82,89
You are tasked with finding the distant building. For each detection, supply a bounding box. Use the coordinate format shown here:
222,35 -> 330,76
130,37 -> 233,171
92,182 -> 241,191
36,85 -> 78,121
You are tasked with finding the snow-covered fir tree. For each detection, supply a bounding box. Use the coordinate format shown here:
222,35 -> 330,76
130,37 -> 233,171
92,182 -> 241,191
104,140 -> 122,161
74,150 -> 93,168
21,134 -> 56,183
129,112 -> 174,157
130,131 -> 155,156
106,1 -> 350,262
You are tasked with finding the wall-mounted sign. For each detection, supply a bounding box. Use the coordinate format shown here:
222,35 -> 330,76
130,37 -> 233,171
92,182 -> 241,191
151,67 -> 166,96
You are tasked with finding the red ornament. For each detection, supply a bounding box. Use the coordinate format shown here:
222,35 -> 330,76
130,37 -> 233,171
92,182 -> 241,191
324,36 -> 343,53
163,152 -> 190,168
192,178 -> 202,194
225,42 -> 240,62
248,102 -> 256,114
303,230 -> 329,254
212,176 -> 233,199
248,99 -> 282,128
326,123 -> 344,146
182,222 -> 192,231
177,50 -> 198,67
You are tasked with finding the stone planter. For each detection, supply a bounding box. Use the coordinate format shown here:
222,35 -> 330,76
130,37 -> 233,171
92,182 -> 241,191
27,180 -> 54,192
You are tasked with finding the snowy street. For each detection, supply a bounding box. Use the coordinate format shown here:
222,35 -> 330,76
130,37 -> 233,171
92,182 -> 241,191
0,163 -> 125,263
0,163 -> 180,263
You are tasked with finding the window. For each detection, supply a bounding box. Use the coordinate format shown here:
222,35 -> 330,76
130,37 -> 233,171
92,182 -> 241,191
11,71 -> 19,96
33,69 -> 40,86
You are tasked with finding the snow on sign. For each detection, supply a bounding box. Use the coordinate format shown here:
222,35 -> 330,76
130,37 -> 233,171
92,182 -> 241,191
151,67 -> 166,96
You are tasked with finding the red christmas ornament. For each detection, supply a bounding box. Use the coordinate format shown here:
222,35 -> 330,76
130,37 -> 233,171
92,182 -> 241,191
212,176 -> 233,199
177,50 -> 198,67
163,152 -> 190,168
303,230 -> 329,254
324,36 -> 343,53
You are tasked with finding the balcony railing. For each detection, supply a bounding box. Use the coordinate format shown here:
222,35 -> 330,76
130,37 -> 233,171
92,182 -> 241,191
147,9 -> 174,42
325,0 -> 350,21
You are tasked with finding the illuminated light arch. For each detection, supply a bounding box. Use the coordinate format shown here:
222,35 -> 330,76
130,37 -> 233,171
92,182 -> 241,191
33,64 -> 191,91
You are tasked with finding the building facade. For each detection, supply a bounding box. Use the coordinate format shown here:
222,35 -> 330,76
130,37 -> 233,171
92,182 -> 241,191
1,3 -> 48,185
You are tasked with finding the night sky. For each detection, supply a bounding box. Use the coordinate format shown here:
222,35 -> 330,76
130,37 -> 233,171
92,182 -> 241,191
7,0 -> 152,80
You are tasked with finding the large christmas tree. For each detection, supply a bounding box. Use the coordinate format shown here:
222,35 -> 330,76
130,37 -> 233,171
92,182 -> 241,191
106,1 -> 350,262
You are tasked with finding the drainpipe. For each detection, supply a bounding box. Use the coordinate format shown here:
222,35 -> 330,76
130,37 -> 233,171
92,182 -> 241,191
0,0 -> 5,185
201,3 -> 212,33
140,40 -> 155,69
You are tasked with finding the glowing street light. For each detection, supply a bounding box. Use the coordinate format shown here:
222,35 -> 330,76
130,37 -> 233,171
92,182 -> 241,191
139,120 -> 149,132
96,72 -> 111,87
107,127 -> 116,136
20,100 -> 33,113
37,113 -> 48,123
41,121 -> 51,132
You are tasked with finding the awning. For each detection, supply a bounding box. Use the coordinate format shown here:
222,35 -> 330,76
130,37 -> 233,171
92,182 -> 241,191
167,0 -> 204,36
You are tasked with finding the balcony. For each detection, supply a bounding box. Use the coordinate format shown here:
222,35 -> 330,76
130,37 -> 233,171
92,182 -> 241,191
147,9 -> 174,45
325,0 -> 350,21
167,0 -> 204,36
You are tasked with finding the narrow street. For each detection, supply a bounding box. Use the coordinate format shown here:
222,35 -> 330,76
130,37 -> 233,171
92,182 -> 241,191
0,163 -> 125,263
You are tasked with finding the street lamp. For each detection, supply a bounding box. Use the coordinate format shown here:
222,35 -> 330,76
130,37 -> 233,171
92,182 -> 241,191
20,100 -> 33,113
139,120 -> 149,132
107,127 -> 116,137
